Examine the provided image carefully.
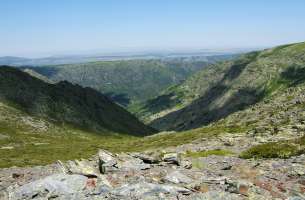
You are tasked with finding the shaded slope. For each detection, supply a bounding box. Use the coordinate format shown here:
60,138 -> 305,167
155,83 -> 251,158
133,53 -> 257,122
0,66 -> 155,136
148,42 -> 305,131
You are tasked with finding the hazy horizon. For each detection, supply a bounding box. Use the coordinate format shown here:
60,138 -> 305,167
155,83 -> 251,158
1,0 -> 305,57
0,46 -> 262,59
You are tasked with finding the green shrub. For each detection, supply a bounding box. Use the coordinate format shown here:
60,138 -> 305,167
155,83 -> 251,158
240,136 -> 305,159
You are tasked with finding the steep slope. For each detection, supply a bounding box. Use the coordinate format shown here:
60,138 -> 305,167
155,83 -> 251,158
146,42 -> 305,131
0,99 -> 147,168
0,66 -> 155,136
23,58 -> 220,107
216,84 -> 305,137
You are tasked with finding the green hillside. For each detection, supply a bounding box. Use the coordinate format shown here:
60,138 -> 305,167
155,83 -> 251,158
141,42 -> 305,131
0,66 -> 157,167
24,58 -> 222,107
0,66 -> 154,135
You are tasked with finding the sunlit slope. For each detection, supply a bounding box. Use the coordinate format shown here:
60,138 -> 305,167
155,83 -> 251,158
145,42 -> 305,131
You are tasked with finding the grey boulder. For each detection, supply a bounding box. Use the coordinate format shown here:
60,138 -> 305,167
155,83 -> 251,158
162,153 -> 181,165
117,153 -> 151,171
11,174 -> 88,200
111,181 -> 191,199
131,152 -> 160,164
98,149 -> 117,174
64,160 -> 99,177
164,171 -> 193,184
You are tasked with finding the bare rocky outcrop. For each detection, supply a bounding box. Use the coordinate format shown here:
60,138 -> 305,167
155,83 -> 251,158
1,138 -> 305,200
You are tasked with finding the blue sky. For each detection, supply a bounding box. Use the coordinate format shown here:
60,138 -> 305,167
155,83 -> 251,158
1,0 -> 305,57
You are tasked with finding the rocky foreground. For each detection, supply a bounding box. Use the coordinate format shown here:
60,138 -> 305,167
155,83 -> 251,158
0,132 -> 305,200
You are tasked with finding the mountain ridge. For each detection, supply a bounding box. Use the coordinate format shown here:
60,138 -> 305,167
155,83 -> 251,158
0,66 -> 155,136
21,58 -> 215,107
142,42 -> 305,131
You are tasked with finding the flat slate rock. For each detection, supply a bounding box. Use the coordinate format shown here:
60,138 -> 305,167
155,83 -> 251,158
10,174 -> 88,200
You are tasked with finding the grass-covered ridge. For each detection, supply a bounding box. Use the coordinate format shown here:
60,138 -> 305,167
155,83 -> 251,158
146,42 -> 305,131
0,66 -> 154,136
